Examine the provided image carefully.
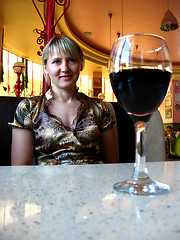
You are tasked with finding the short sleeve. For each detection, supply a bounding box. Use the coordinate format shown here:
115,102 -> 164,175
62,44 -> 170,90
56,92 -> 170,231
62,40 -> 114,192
98,101 -> 115,132
9,99 -> 33,130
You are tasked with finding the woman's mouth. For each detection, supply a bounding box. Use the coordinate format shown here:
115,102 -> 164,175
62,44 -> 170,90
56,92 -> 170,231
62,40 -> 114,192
60,75 -> 72,80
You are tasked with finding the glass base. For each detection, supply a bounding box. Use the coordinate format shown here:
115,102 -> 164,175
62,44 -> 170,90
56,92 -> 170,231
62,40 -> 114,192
113,176 -> 170,195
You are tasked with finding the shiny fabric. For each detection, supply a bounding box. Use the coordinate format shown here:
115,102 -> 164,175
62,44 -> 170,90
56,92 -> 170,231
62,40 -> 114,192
10,89 -> 115,165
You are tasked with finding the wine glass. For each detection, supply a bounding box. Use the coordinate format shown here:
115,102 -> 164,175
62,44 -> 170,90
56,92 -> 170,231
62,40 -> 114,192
109,33 -> 172,195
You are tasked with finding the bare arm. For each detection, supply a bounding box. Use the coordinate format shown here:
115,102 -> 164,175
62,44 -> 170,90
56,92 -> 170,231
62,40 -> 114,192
101,128 -> 119,163
11,128 -> 34,165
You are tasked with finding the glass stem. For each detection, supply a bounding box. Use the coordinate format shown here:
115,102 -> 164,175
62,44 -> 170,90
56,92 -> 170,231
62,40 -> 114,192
132,121 -> 149,180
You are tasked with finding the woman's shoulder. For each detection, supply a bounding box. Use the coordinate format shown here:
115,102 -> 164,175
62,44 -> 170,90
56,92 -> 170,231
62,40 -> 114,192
80,93 -> 111,120
19,94 -> 44,106
80,93 -> 107,109
79,93 -> 114,129
16,94 -> 45,114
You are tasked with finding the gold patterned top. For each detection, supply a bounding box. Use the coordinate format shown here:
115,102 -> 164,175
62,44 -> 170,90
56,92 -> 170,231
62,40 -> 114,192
10,89 -> 115,165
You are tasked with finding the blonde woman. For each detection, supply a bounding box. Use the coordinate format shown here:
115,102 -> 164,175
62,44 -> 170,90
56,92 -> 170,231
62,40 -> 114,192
10,37 -> 118,165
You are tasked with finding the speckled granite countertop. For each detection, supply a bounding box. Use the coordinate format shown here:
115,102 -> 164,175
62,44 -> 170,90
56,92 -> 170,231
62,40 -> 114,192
0,162 -> 180,240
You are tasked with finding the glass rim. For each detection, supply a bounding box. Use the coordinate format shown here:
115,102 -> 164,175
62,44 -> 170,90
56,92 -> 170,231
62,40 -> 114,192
116,33 -> 167,42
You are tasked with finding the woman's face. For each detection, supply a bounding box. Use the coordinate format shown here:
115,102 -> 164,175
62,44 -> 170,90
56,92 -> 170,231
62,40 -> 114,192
44,49 -> 83,91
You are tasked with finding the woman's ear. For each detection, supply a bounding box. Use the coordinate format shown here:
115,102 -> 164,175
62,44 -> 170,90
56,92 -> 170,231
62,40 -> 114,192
80,64 -> 83,71
43,65 -> 48,75
44,73 -> 51,85
80,61 -> 84,71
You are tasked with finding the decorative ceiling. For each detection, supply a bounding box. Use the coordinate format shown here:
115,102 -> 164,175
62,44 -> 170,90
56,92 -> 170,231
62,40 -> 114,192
0,0 -> 180,78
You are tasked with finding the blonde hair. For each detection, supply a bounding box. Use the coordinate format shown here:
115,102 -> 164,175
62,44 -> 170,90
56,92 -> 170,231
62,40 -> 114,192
42,36 -> 84,66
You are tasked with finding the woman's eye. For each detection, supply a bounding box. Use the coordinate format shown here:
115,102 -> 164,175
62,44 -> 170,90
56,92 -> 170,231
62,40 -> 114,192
53,60 -> 60,64
69,58 -> 76,63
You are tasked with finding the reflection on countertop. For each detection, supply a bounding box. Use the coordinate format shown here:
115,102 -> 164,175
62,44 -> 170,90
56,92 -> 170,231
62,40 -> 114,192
0,162 -> 180,240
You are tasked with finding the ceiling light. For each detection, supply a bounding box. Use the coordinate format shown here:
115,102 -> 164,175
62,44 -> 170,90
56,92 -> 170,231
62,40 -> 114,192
160,0 -> 179,31
117,32 -> 120,38
83,32 -> 92,36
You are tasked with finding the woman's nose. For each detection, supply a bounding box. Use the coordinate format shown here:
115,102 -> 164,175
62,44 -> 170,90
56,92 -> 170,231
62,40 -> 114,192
61,60 -> 68,71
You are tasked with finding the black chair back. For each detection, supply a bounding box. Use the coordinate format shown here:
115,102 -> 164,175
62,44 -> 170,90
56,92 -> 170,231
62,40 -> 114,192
111,102 -> 135,163
0,96 -> 24,166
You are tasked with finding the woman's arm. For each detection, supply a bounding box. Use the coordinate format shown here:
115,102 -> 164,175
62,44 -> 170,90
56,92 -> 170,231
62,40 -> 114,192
11,128 -> 34,165
101,128 -> 119,163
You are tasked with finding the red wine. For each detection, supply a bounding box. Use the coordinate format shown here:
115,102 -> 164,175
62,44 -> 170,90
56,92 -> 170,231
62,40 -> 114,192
110,68 -> 171,122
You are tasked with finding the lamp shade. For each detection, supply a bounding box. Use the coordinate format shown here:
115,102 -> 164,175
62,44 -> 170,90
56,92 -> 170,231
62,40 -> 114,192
13,62 -> 25,74
160,9 -> 179,31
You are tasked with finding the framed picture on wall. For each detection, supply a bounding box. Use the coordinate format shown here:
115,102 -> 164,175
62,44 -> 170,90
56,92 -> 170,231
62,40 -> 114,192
93,87 -> 102,97
175,93 -> 180,102
93,77 -> 102,87
165,97 -> 172,107
165,108 -> 172,119
175,104 -> 180,111
175,82 -> 180,94
175,82 -> 180,101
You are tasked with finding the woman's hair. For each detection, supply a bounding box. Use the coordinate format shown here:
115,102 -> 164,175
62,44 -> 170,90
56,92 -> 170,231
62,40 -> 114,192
42,36 -> 84,66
